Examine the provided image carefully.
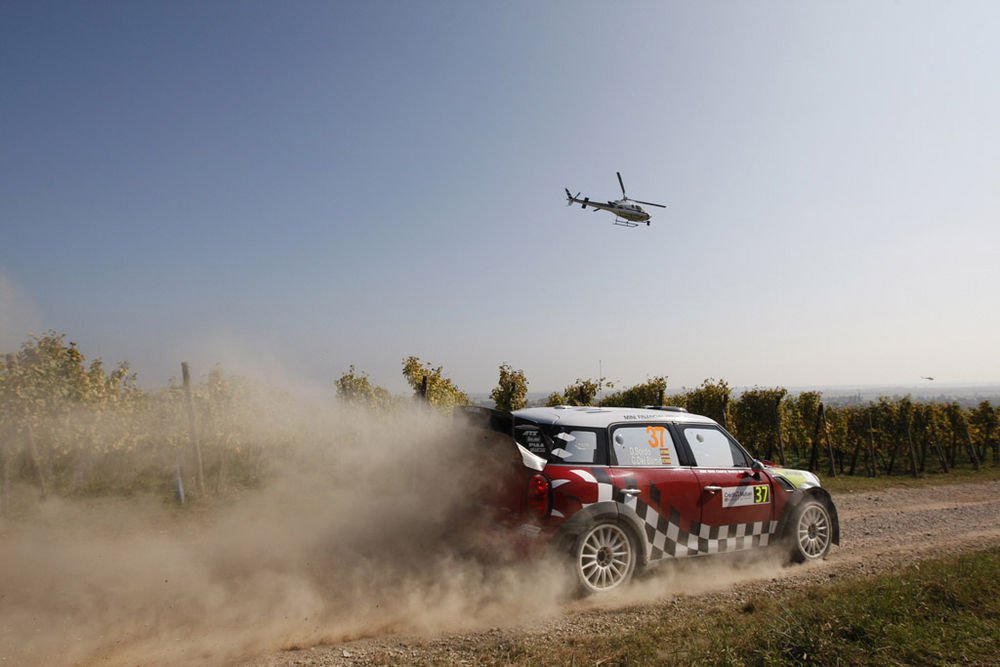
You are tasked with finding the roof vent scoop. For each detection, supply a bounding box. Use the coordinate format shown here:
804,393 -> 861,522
642,406 -> 688,413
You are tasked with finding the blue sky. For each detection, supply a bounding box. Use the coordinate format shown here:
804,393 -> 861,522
2,1 -> 998,394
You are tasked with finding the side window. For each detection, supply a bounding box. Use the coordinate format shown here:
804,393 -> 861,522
612,425 -> 679,467
550,430 -> 598,463
515,423 -> 603,464
683,427 -> 751,468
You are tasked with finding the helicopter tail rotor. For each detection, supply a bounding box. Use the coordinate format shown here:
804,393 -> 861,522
566,189 -> 583,207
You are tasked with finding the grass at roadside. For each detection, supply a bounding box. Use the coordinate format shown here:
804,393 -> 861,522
820,463 -> 1000,494
476,547 -> 1000,666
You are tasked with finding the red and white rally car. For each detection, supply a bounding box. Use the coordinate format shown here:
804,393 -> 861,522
461,405 -> 839,594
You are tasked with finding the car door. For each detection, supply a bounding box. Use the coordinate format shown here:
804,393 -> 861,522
607,423 -> 703,560
675,423 -> 777,552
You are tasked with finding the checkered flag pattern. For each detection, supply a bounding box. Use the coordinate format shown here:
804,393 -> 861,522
624,495 -> 779,561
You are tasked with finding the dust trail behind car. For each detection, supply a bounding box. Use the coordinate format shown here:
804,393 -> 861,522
0,402 -> 786,666
0,405 -> 576,666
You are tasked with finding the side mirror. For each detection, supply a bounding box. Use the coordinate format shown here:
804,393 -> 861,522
751,459 -> 765,473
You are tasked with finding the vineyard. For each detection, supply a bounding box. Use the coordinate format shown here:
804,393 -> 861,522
1,333 -> 997,514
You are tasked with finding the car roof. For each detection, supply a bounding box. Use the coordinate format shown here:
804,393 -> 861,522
511,406 -> 718,428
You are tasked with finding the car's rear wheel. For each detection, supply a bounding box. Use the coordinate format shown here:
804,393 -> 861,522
789,499 -> 832,562
573,521 -> 637,594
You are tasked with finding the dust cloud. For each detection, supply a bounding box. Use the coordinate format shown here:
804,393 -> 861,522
0,397 -> 786,666
0,404 -> 572,666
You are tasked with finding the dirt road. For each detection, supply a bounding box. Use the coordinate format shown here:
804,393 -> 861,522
248,480 -> 1000,667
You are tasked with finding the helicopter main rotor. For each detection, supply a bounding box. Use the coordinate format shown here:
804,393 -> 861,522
617,171 -> 666,208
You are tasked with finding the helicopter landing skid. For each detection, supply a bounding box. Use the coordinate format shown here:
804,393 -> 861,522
613,218 -> 640,228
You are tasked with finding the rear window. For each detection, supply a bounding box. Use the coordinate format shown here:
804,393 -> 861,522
514,421 -> 606,465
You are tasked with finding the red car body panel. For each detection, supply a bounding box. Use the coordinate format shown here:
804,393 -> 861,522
459,406 -> 838,569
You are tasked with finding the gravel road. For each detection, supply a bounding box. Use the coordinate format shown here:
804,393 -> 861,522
246,480 -> 1000,667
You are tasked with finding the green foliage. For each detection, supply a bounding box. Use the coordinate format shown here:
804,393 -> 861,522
2,330 -> 996,508
776,391 -> 823,467
1,331 -> 140,422
1,332 -> 146,499
674,378 -> 732,428
494,547 -> 1000,666
546,377 -> 613,407
969,400 -> 998,463
731,386 -> 788,463
543,391 -> 567,407
690,547 -> 1000,666
0,333 -> 287,502
401,356 -> 469,409
490,363 -> 528,412
599,376 -> 667,408
335,365 -> 393,412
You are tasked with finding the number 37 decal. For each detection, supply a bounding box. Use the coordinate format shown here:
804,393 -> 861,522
753,484 -> 769,504
722,484 -> 771,508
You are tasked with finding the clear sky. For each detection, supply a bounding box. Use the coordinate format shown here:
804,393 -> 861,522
2,1 -> 998,395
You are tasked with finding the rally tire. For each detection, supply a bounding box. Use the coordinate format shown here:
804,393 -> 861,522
788,499 -> 833,563
572,520 -> 638,595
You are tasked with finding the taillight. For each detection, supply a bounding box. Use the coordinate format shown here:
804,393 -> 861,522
526,474 -> 550,518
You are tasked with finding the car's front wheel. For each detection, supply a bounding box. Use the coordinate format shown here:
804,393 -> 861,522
789,499 -> 832,562
573,520 -> 637,594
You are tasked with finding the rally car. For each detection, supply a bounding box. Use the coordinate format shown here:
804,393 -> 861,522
460,405 -> 839,594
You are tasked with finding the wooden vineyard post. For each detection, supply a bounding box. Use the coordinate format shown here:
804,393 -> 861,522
960,417 -> 981,471
820,403 -> 836,477
918,431 -> 928,473
928,417 -> 950,474
774,396 -> 786,467
915,409 -> 928,474
904,409 -> 919,478
174,459 -> 186,504
215,432 -> 231,495
808,404 -> 823,472
948,426 -> 958,469
848,413 -> 863,476
885,417 -> 900,476
181,362 -> 206,495
866,410 -> 879,477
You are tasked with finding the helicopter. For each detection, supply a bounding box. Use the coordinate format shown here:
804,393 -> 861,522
565,172 -> 666,227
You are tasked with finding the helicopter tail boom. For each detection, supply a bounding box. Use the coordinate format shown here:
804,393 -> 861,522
566,189 -> 588,209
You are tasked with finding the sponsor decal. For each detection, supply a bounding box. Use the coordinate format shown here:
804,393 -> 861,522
646,425 -> 672,465
722,484 -> 770,508
521,430 -> 546,454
